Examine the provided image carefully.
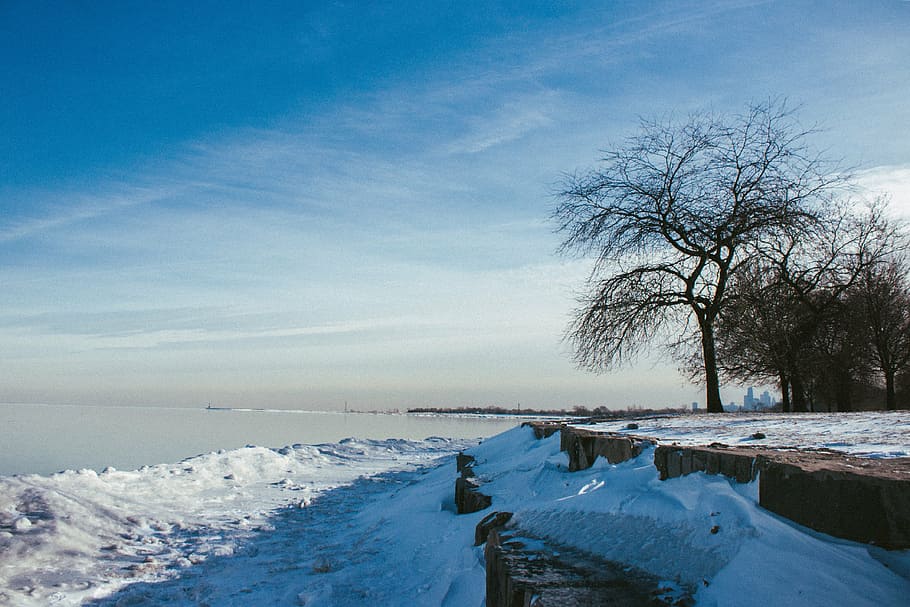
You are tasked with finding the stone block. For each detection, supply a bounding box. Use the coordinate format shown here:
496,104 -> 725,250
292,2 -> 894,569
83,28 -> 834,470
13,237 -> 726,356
652,446 -> 667,477
735,456 -> 755,483
654,445 -> 759,482
523,421 -> 562,440
705,451 -> 720,475
680,451 -> 693,476
666,450 -> 682,479
456,476 -> 492,514
456,453 -> 475,474
691,450 -> 708,474
561,427 -> 649,471
475,511 -> 513,546
719,453 -> 738,479
757,453 -> 910,549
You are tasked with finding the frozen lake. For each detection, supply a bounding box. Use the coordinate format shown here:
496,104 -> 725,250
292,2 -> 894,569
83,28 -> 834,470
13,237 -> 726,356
0,403 -> 523,476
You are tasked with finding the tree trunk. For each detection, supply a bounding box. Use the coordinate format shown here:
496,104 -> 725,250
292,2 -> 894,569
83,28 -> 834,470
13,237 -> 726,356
835,373 -> 852,412
779,374 -> 791,413
791,374 -> 808,412
836,390 -> 852,412
701,321 -> 724,413
885,370 -> 896,411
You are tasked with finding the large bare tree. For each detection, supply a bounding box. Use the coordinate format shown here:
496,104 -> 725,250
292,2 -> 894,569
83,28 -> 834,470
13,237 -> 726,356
554,101 -> 838,412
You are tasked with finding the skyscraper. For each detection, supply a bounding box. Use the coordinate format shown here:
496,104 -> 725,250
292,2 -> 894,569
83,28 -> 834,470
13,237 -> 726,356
744,387 -> 756,409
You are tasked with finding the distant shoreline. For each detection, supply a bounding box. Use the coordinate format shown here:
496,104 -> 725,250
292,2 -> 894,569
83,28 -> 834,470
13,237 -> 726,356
406,406 -> 683,419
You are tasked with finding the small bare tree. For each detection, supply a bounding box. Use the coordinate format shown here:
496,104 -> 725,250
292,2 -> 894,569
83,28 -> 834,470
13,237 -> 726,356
554,101 -> 839,412
714,261 -> 809,412
765,201 -> 901,410
858,258 -> 910,410
716,200 -> 904,412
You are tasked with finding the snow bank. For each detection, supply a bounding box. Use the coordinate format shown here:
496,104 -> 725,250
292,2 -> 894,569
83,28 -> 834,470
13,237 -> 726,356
0,438 -> 468,606
1,412 -> 907,606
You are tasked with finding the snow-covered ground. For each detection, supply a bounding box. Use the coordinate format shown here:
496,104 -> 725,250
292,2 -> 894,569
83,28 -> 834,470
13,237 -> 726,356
576,411 -> 910,458
0,438 -> 471,606
1,412 -> 908,606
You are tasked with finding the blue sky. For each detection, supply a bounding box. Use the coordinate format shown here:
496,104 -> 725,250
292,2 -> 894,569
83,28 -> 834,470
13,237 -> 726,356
1,0 -> 909,410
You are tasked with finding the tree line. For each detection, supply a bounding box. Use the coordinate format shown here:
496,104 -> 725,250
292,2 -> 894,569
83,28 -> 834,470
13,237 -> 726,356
555,100 -> 909,412
714,210 -> 910,412
407,405 -> 685,418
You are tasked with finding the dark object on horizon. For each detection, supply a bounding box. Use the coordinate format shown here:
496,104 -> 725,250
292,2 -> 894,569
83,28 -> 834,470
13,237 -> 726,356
751,432 -> 766,440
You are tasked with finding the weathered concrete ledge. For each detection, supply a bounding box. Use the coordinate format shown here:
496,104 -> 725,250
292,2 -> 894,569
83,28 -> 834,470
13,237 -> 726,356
475,511 -> 513,546
523,420 -> 561,440
655,444 -> 910,548
654,444 -> 761,483
523,421 -> 910,549
459,422 -> 910,607
456,452 -> 476,475
757,449 -> 910,549
558,426 -> 654,472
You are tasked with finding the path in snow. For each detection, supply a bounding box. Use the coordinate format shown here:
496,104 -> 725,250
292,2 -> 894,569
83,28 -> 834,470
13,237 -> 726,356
84,460 -> 485,607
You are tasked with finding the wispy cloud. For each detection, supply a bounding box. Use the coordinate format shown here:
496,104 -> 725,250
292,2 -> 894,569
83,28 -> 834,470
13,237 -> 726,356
0,183 -> 184,244
854,164 -> 910,218
85,317 -> 431,350
444,92 -> 558,154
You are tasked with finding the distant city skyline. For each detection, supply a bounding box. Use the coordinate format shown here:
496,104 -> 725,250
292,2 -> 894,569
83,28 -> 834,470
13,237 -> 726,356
1,1 -> 909,410
742,387 -> 775,411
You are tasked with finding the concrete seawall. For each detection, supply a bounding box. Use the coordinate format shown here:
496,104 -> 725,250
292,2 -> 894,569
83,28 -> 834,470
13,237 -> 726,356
556,422 -> 910,549
460,419 -> 910,606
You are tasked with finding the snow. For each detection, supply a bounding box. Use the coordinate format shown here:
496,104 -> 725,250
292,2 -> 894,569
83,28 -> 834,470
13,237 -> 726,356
578,410 -> 910,458
0,438 -> 470,606
483,439 -> 907,606
0,412 -> 908,605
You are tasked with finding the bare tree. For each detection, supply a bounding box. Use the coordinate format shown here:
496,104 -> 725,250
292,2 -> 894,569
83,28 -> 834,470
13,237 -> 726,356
554,101 -> 838,412
810,291 -> 875,412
